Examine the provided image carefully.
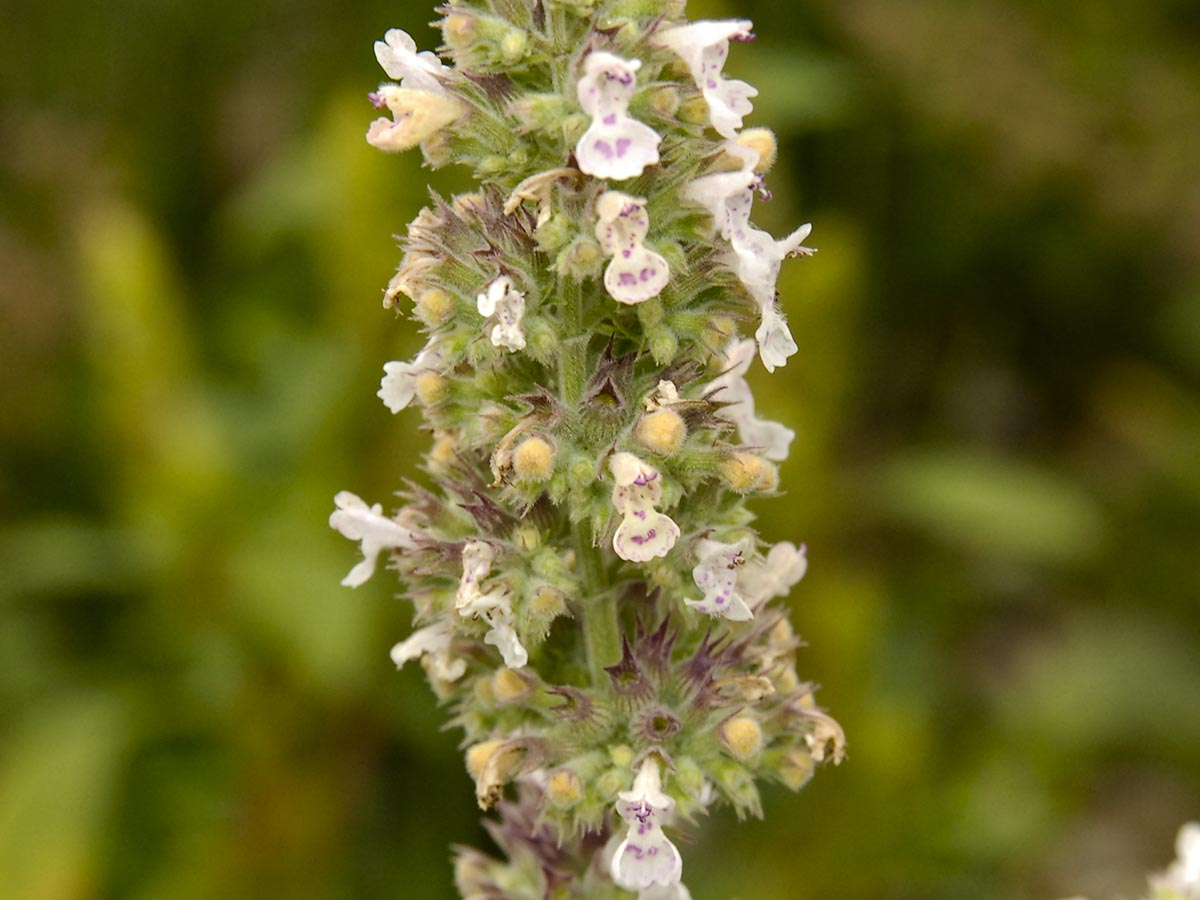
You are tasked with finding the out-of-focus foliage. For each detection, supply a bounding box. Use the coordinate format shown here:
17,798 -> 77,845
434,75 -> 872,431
1,0 -> 1197,897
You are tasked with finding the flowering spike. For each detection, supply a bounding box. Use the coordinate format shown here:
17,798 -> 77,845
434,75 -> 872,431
576,52 -> 662,180
337,7 -> 841,894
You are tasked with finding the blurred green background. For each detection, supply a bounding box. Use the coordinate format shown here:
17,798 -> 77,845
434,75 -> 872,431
2,0 -> 1199,897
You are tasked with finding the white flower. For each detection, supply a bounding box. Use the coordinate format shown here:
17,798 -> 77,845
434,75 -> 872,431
366,84 -> 466,153
655,20 -> 758,139
685,538 -> 754,621
476,275 -> 526,351
682,168 -> 757,240
738,541 -> 808,607
374,28 -> 449,95
644,380 -> 682,411
390,621 -> 466,682
456,540 -> 498,612
801,707 -> 846,764
754,303 -> 800,373
595,192 -> 669,305
1153,823 -> 1200,899
709,338 -> 794,460
328,491 -> 418,587
455,540 -> 529,669
575,52 -> 662,180
611,757 -> 683,890
610,453 -> 680,562
684,164 -> 814,371
378,344 -> 442,413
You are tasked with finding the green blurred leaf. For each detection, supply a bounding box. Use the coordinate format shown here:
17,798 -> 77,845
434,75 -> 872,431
0,695 -> 130,900
877,449 -> 1107,565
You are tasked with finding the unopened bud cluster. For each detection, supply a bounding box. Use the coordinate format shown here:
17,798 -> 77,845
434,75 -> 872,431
332,2 -> 841,896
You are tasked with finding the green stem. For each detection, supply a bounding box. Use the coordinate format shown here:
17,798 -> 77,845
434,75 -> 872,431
576,524 -> 620,685
558,277 -> 587,404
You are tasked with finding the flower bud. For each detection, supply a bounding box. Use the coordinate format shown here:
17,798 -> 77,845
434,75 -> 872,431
492,667 -> 531,703
513,435 -> 556,481
567,454 -> 595,490
738,128 -> 778,174
705,316 -> 737,353
556,237 -> 602,280
778,747 -> 815,791
442,12 -> 475,49
416,288 -> 454,326
678,95 -> 711,125
453,850 -> 492,897
477,155 -> 509,177
528,585 -> 567,621
466,740 -> 505,780
561,113 -> 588,146
545,770 -> 584,810
720,451 -> 769,493
430,431 -> 458,468
415,372 -> 448,405
711,758 -> 762,816
636,299 -> 665,328
421,129 -> 455,168
720,716 -> 764,760
534,215 -> 571,252
648,328 -> 678,365
507,94 -> 569,134
635,409 -> 687,455
648,85 -> 680,118
499,29 -> 528,65
608,744 -> 635,769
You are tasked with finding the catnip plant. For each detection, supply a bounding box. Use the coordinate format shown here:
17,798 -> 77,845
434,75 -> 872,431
330,2 -> 843,896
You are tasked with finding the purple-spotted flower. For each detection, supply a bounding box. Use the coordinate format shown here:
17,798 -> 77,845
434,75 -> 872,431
477,275 -> 527,351
709,338 -> 795,460
576,52 -> 662,180
378,344 -> 443,413
685,163 -> 814,371
374,28 -> 450,95
595,191 -> 669,305
610,453 -> 680,562
685,538 -> 754,621
739,541 -> 808,607
329,491 -> 419,587
455,540 -> 528,669
611,757 -> 683,890
655,20 -> 757,139
390,620 -> 467,682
